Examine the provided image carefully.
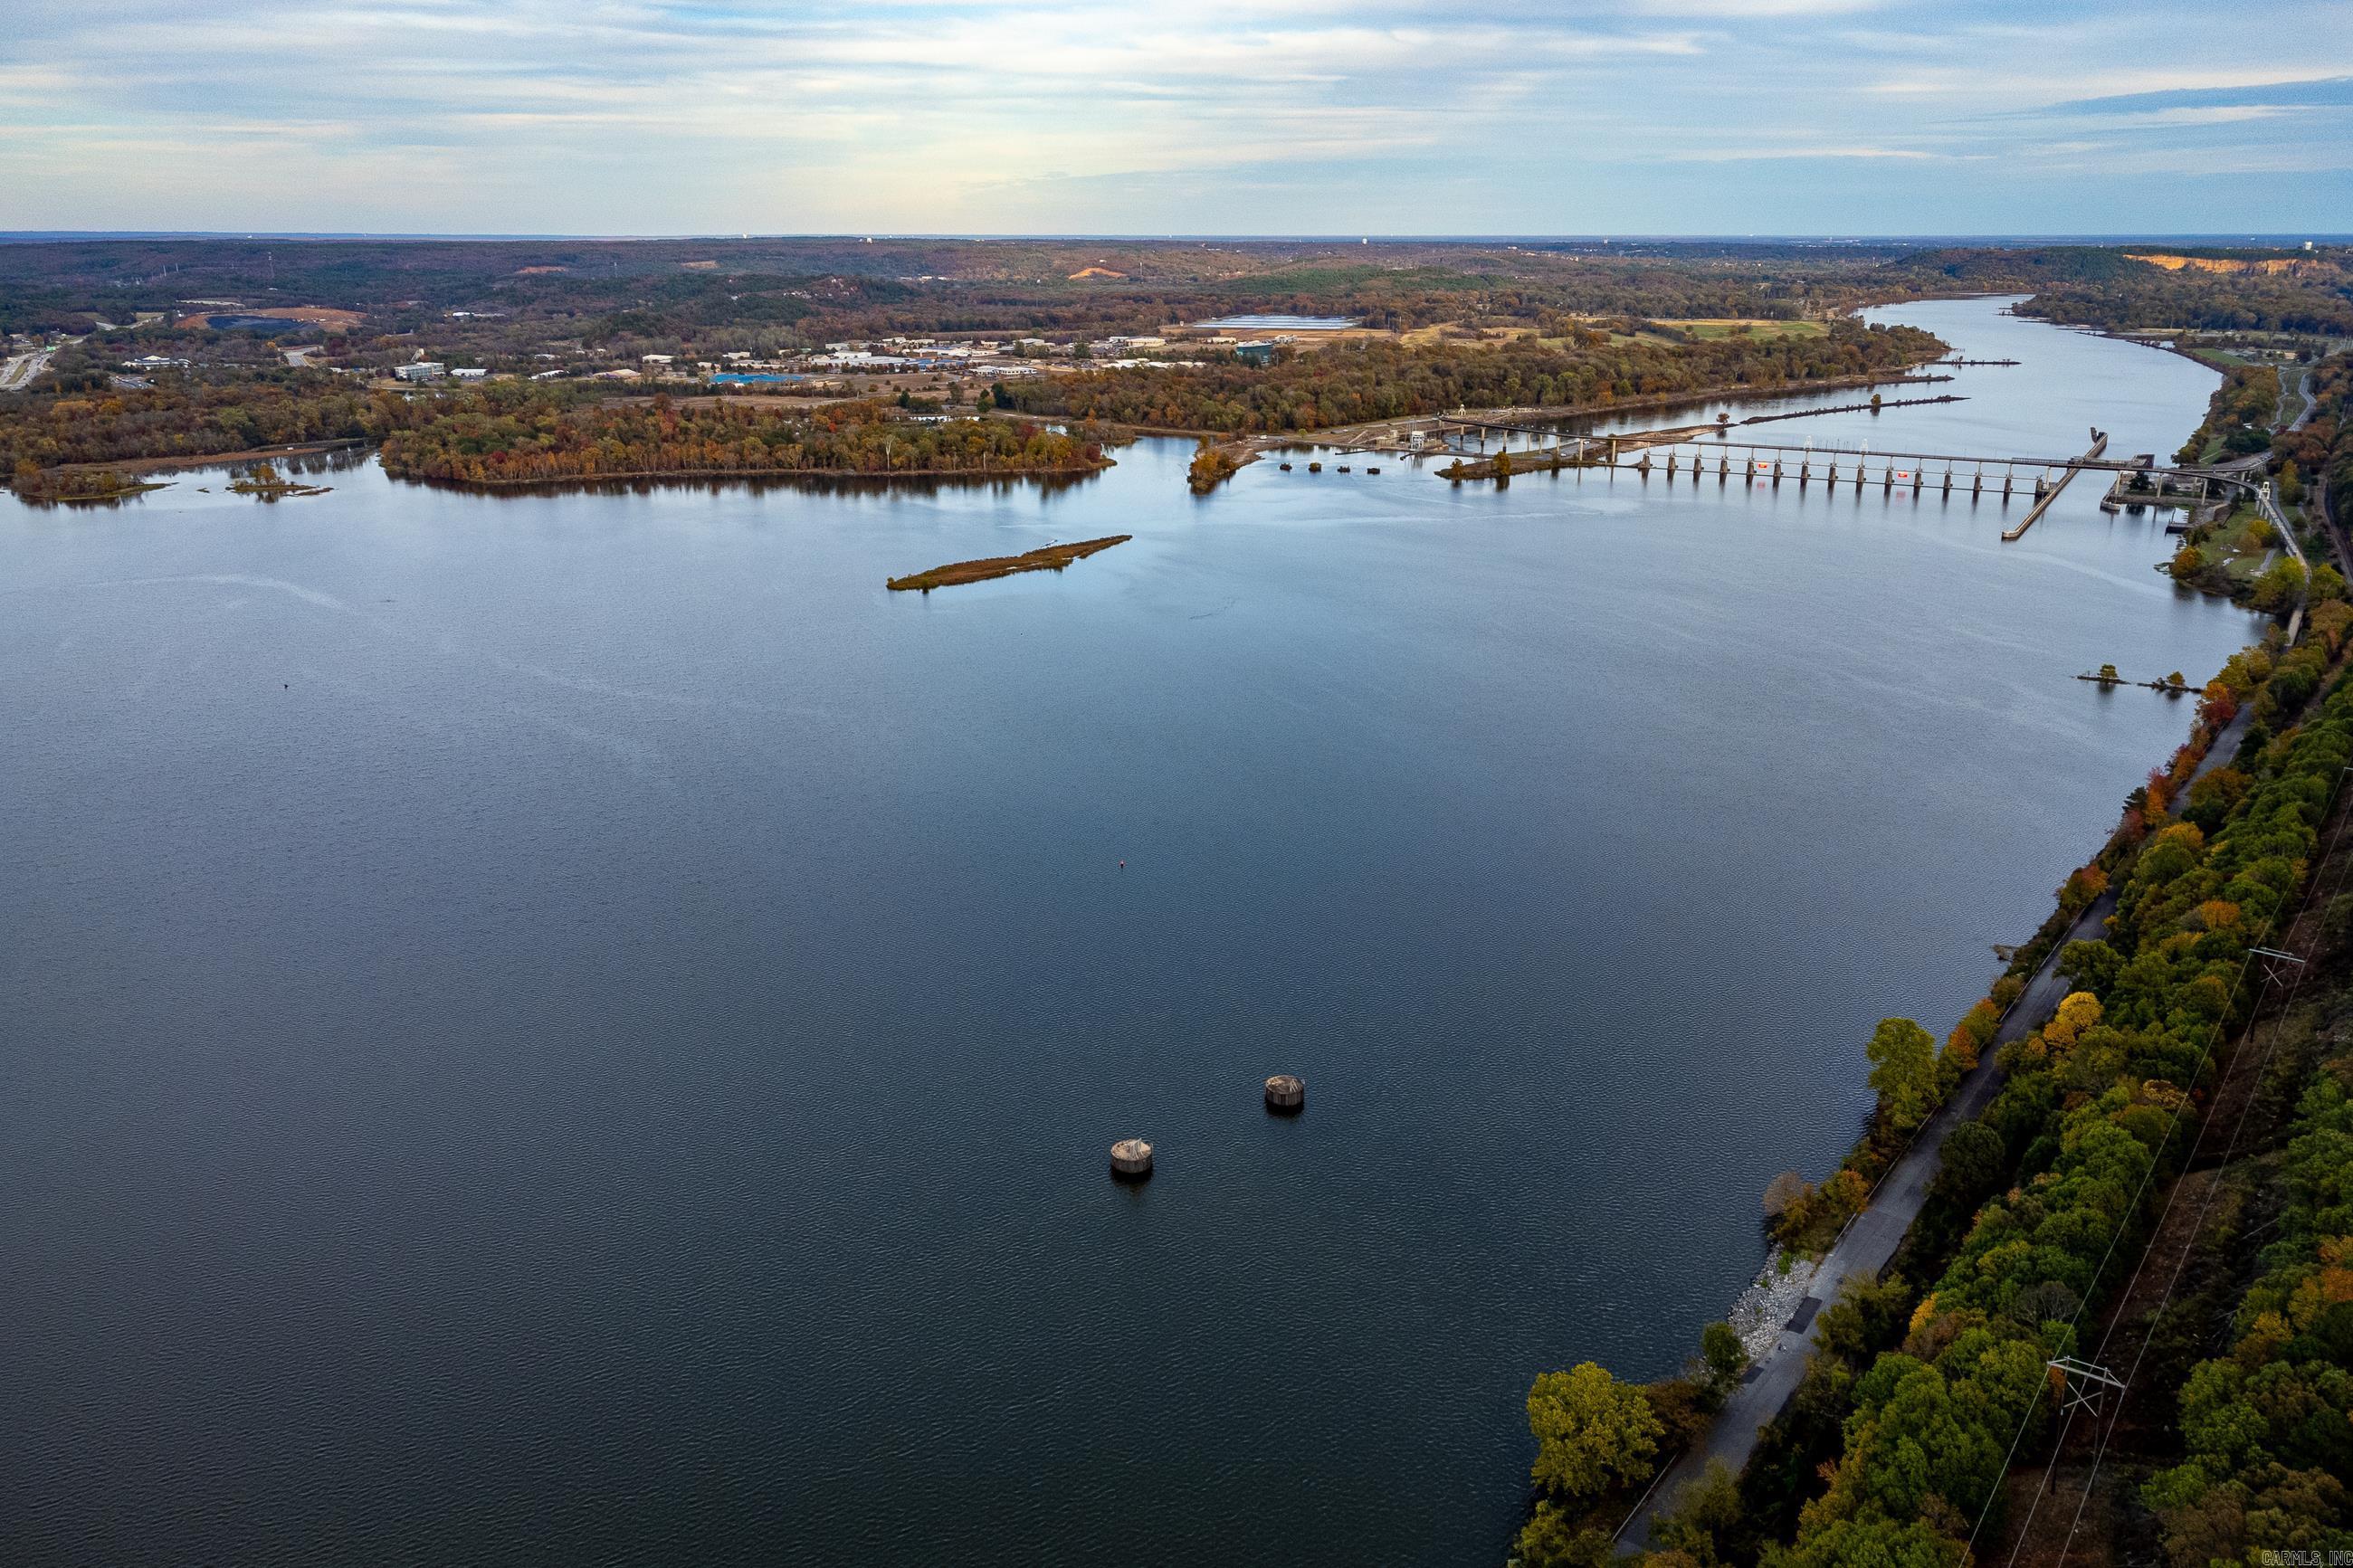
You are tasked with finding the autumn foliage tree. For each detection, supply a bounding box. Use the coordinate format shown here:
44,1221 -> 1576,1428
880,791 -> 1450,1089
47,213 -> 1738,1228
0,367 -> 404,476
1526,1362 -> 1664,1502
1768,650 -> 2353,1568
1865,1017 -> 1939,1136
378,388 -> 1103,485
996,318 -> 1942,435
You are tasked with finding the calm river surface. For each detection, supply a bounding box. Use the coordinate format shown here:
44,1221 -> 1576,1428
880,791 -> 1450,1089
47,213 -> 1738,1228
0,299 -> 2258,1564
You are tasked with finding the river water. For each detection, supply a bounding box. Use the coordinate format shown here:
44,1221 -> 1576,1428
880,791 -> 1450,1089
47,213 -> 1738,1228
0,299 -> 2256,1565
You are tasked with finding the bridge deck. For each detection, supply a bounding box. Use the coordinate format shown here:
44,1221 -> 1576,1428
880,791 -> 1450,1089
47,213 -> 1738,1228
1624,436 -> 2170,473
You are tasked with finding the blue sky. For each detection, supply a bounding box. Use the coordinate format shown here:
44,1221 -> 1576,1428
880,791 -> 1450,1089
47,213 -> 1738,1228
4,0 -> 2349,235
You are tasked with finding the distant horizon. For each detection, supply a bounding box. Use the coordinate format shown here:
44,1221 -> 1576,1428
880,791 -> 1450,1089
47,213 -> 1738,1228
4,232 -> 2352,247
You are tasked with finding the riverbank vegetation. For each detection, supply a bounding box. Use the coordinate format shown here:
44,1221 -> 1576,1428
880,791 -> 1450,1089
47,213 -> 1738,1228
226,461 -> 331,499
0,367 -> 396,478
1511,619 -> 2353,1568
1628,633 -> 2353,1568
1511,1325 -> 1753,1565
1881,247 -> 2353,338
2177,363 -> 2290,464
2158,346 -> 2350,615
5,464 -> 169,504
992,319 -> 1942,437
2166,505 -> 2331,613
1186,442 -> 1242,493
377,387 -> 1105,486
0,368 -> 1106,496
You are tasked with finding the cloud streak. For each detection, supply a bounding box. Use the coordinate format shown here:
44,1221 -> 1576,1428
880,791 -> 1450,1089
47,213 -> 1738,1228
0,0 -> 2348,233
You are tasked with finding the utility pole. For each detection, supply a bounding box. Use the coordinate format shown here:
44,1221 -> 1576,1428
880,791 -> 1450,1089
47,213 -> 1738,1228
2047,1356 -> 2126,1420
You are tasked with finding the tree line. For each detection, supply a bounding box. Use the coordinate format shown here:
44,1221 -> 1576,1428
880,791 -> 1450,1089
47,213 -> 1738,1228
1511,627 -> 2353,1566
1748,636 -> 2353,1568
995,319 -> 1943,436
376,386 -> 1102,486
2275,349 -> 2353,549
2138,998 -> 2353,1566
0,370 -> 1104,492
1880,246 -> 2353,337
1,366 -> 400,480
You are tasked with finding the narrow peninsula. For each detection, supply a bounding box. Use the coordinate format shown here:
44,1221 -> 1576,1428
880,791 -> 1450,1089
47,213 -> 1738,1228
887,535 -> 1129,592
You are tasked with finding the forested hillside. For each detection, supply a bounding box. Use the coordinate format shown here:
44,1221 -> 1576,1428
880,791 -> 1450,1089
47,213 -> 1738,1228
997,319 -> 1943,434
377,389 -> 1102,485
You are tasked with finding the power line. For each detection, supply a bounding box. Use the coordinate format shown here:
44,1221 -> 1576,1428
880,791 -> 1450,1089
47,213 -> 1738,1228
1971,747 -> 2349,1560
2046,767 -> 2353,1563
1972,941 -> 2253,1564
1994,760 -> 2353,1563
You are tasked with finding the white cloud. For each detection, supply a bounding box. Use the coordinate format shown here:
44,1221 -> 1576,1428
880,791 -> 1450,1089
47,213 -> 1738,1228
1654,145 -> 1958,161
0,0 -> 2347,231
1624,0 -> 1876,14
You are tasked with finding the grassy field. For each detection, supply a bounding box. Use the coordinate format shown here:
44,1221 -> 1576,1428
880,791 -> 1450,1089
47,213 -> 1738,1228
1393,317 -> 1822,349
2186,503 -> 2281,585
1657,318 -> 1829,340
2181,346 -> 2262,370
1395,321 -> 1538,348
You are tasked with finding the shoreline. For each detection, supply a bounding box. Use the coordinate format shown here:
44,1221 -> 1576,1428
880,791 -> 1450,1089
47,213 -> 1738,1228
42,439 -> 376,480
1723,1247 -> 1820,1363
1621,689 -> 2264,1552
2,440 -> 376,499
1615,299 -> 2303,1554
885,533 -> 1130,592
1168,366 -> 1954,481
377,456 -> 1118,492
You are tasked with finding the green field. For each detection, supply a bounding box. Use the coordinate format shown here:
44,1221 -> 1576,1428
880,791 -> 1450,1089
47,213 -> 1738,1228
1658,318 -> 1829,340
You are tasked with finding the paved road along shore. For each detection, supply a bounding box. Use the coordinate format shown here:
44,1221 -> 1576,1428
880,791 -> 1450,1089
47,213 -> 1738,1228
1618,701 -> 2257,1553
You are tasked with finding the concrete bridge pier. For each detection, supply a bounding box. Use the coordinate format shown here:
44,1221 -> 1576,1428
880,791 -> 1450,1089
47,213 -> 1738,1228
1772,461 -> 1782,485
1972,467 -> 1983,497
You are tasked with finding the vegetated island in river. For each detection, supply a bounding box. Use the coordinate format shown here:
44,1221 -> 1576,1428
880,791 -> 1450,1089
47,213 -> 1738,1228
227,461 -> 331,499
886,535 -> 1129,592
5,464 -> 171,504
378,390 -> 1110,488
